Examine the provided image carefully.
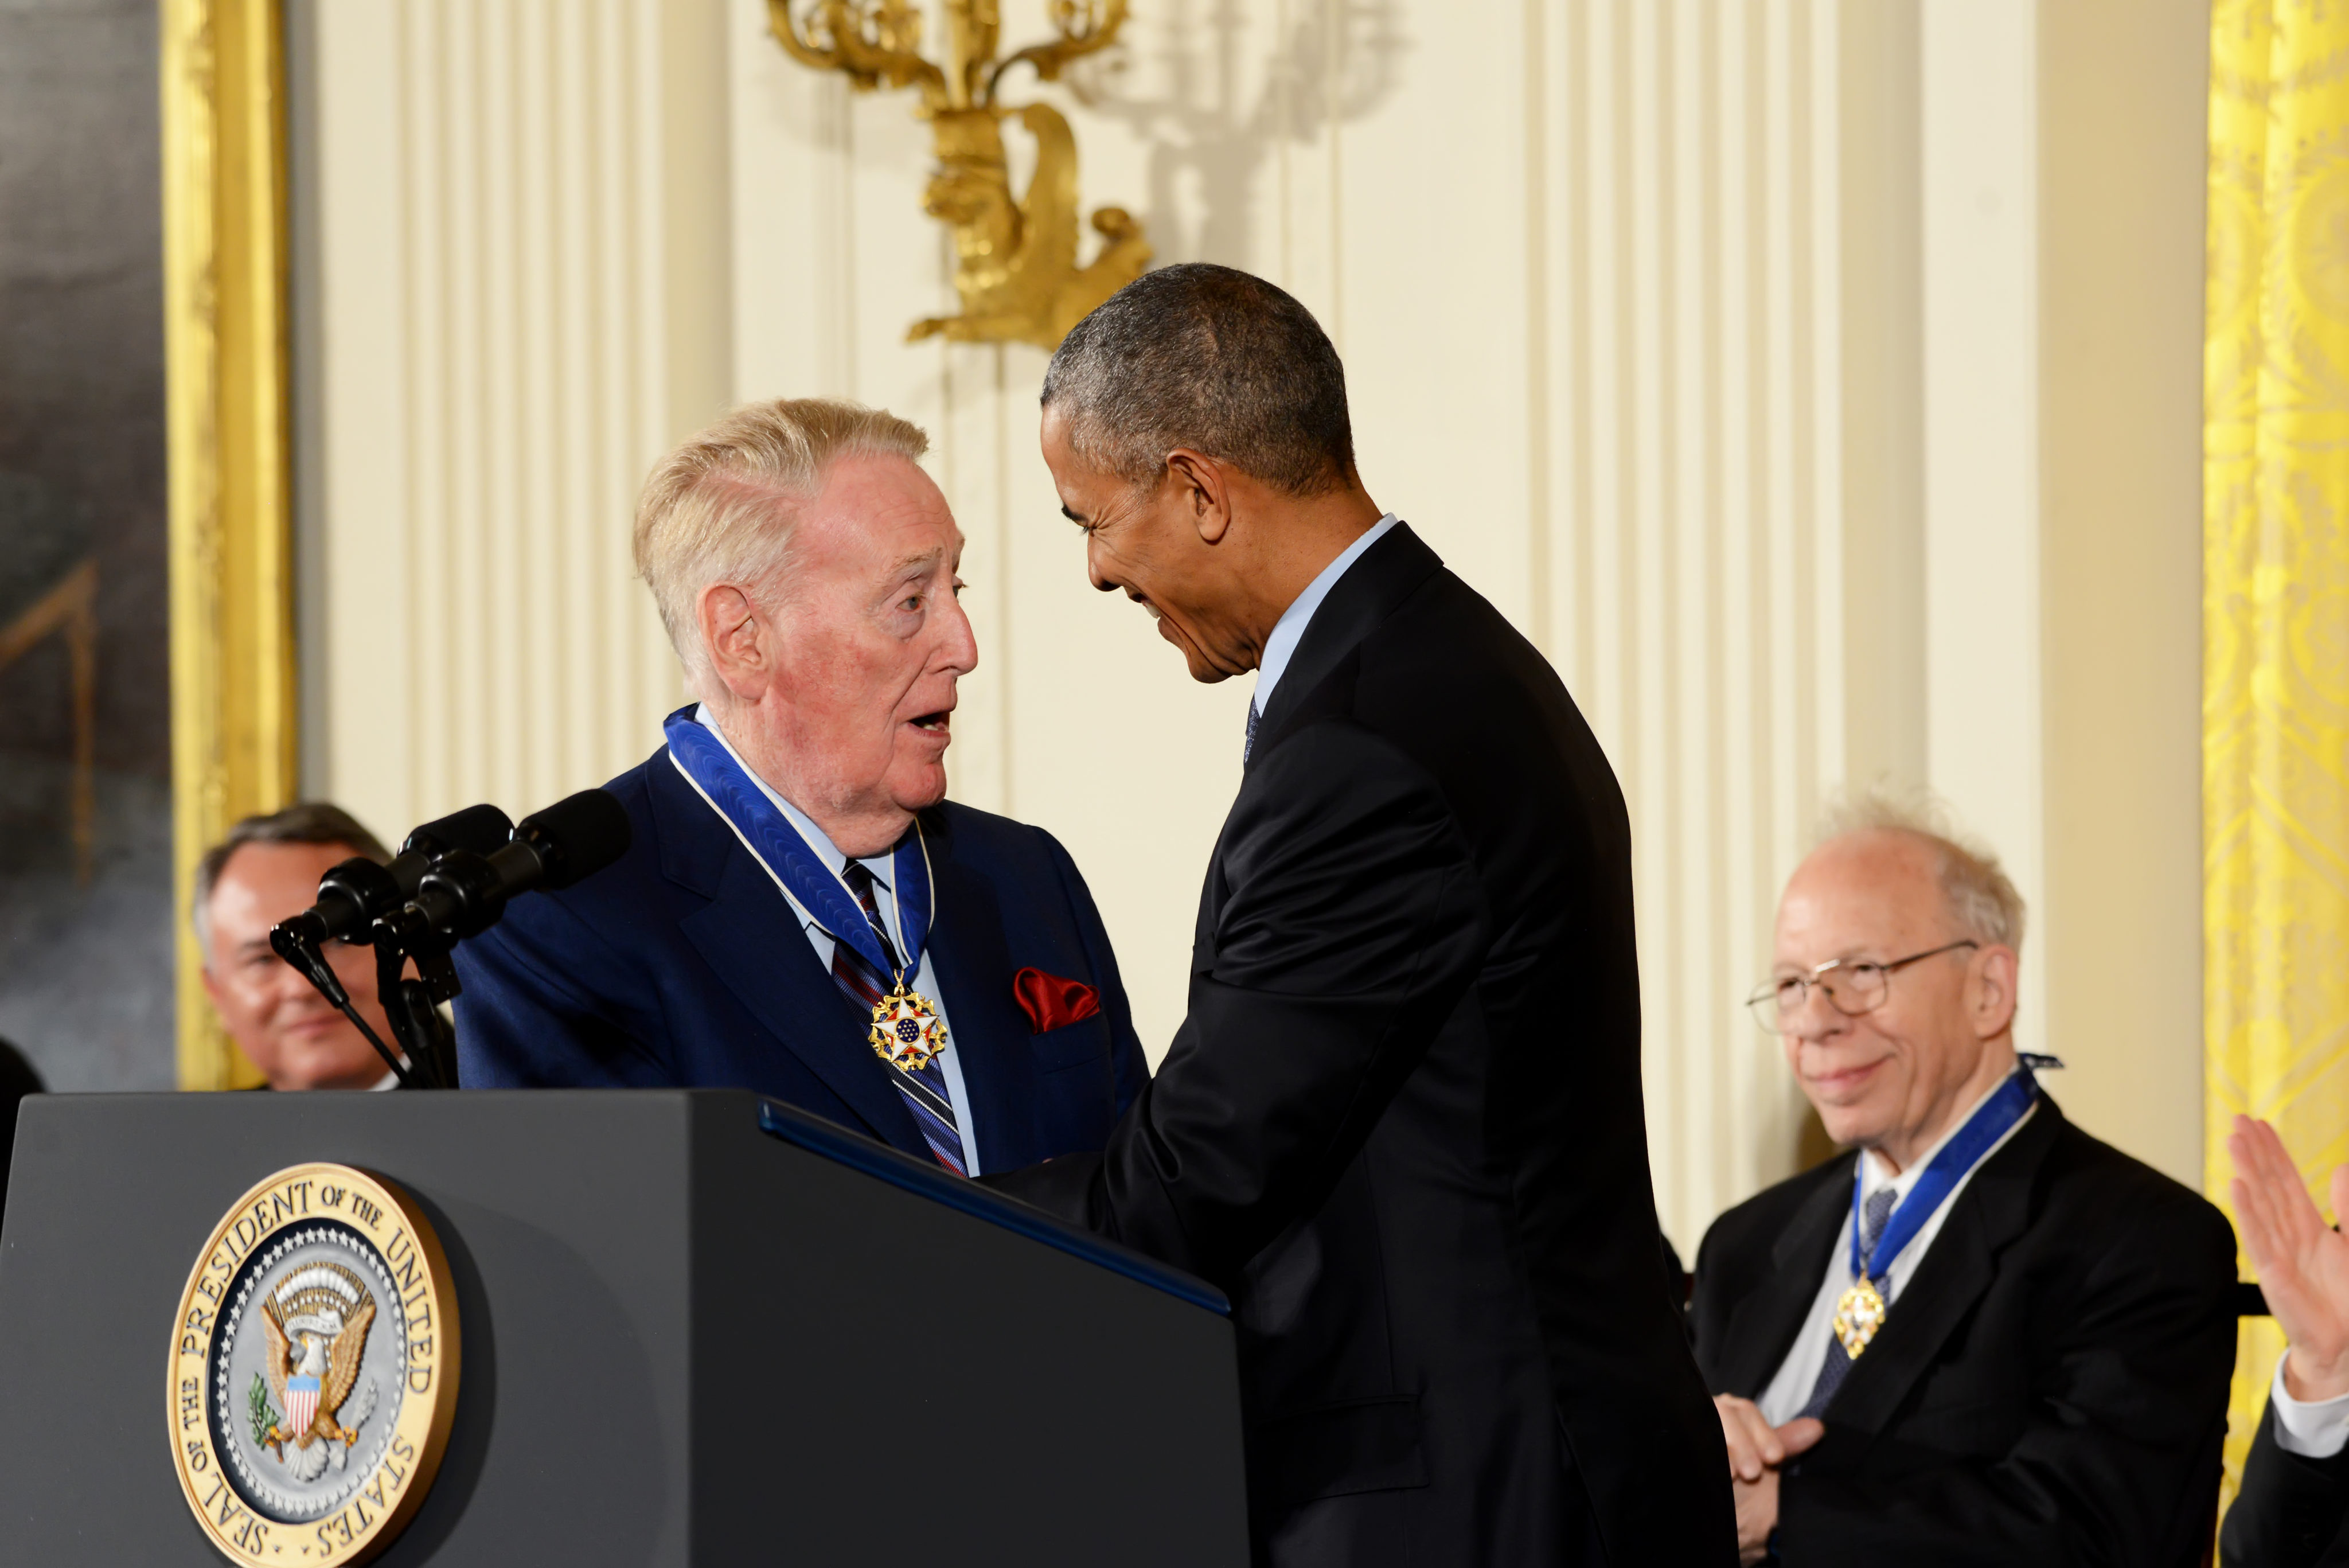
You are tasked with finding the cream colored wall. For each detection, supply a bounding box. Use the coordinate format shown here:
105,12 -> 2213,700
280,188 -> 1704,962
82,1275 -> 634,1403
1883,0 -> 2207,1190
1899,0 -> 2207,1190
1920,0 -> 2047,1059
291,0 -> 2212,1251
2035,0 -> 2208,1190
291,0 -> 731,835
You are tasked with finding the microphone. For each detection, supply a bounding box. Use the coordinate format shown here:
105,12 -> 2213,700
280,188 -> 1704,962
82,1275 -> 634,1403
401,789 -> 633,943
262,792 -> 626,1092
270,802 -> 515,958
264,803 -> 512,1087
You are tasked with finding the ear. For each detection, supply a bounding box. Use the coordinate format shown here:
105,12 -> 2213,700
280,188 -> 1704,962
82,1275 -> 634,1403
1969,944 -> 2020,1040
1163,448 -> 1235,544
697,583 -> 772,701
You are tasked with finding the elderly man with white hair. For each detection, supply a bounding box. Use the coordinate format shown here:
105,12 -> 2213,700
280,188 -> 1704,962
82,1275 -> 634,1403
454,397 -> 1147,1176
1688,794 -> 2235,1567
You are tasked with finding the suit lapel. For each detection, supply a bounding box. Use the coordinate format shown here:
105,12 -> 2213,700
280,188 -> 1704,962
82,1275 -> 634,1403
1719,1160 -> 1854,1397
1828,1099 -> 2060,1434
916,810 -> 1040,1175
655,759 -> 927,1154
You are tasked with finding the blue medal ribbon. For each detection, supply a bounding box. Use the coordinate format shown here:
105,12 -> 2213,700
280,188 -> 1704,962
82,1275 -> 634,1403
1850,1064 -> 2039,1291
662,706 -> 931,982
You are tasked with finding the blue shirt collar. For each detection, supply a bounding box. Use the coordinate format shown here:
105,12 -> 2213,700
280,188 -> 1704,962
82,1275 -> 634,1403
1254,513 -> 1398,712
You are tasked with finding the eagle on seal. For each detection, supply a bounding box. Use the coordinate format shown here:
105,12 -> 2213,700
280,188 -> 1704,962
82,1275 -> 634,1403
257,1261 -> 376,1458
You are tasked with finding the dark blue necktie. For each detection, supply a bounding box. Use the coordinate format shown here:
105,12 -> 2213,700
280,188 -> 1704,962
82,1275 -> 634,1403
1798,1185 -> 1898,1418
1244,700 -> 1260,762
832,862 -> 966,1176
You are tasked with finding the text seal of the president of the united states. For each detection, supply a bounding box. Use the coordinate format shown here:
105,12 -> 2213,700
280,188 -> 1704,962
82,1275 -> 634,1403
167,1163 -> 459,1564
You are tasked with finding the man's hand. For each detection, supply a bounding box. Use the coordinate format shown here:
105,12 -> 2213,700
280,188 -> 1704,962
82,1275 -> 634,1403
1715,1394 -> 1824,1563
2231,1115 -> 2349,1401
1731,1468 -> 1780,1567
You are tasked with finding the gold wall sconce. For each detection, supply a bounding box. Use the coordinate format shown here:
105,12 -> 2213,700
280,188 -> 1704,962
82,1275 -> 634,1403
768,1 -> 1153,350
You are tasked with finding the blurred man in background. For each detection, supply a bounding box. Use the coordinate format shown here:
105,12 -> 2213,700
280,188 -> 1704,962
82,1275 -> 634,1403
194,802 -> 405,1091
1692,793 -> 2235,1566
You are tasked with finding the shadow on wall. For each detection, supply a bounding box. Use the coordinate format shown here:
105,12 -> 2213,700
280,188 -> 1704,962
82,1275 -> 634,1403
1063,0 -> 1410,268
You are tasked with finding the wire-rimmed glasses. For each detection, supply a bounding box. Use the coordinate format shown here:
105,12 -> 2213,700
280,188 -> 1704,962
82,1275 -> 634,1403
1745,940 -> 1979,1032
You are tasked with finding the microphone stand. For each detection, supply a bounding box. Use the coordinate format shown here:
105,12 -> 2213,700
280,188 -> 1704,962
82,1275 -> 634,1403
268,927 -> 418,1089
370,906 -> 463,1090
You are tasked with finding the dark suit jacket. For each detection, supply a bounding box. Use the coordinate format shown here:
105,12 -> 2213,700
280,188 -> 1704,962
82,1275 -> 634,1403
451,748 -> 1149,1172
2222,1396 -> 2349,1568
986,525 -> 1733,1567
1691,1098 -> 2237,1567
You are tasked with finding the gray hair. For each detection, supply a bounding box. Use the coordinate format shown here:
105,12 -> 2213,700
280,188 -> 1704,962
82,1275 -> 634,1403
193,802 -> 392,964
1040,263 -> 1355,496
1814,783 -> 2027,949
633,397 -> 931,696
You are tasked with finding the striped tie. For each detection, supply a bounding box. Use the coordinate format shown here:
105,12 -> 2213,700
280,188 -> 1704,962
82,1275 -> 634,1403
1797,1185 -> 1899,1418
832,861 -> 967,1176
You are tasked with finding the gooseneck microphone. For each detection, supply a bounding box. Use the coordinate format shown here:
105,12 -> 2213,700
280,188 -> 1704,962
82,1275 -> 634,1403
267,790 -> 630,1090
399,789 -> 634,943
266,805 -> 517,1085
270,803 -> 514,964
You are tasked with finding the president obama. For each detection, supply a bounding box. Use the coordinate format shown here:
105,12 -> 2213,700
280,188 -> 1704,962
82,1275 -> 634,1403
983,265 -> 1732,1566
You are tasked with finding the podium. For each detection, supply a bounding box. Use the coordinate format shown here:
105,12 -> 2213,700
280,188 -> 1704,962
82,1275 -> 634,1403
0,1090 -> 1247,1565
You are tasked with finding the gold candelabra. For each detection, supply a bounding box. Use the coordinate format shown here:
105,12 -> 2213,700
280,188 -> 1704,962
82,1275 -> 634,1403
768,1 -> 1153,350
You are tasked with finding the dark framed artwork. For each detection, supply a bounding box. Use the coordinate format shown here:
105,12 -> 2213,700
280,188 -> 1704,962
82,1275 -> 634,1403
0,0 -> 173,1090
2,0 -> 297,1091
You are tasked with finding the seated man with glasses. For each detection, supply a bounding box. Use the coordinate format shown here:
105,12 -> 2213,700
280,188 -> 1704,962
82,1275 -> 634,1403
1688,790 -> 2236,1567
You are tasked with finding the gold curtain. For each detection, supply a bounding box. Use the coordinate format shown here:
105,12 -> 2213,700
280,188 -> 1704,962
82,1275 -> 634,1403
161,0 -> 296,1090
2205,0 -> 2349,1528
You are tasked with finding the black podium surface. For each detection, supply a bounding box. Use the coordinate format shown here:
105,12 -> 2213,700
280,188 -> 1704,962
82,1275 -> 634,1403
0,1090 -> 1247,1565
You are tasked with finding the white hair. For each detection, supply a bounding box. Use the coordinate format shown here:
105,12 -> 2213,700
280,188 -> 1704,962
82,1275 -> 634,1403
1813,782 -> 2027,949
632,397 -> 930,697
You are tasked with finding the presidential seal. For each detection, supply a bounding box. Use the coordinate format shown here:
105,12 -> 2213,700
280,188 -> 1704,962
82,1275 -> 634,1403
168,1164 -> 459,1565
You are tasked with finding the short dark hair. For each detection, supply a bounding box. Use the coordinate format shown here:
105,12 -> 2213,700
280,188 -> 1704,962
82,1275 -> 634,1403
192,802 -> 392,960
1041,263 -> 1355,496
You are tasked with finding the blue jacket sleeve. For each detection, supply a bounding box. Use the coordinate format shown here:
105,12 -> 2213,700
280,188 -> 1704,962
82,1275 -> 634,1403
450,894 -> 674,1089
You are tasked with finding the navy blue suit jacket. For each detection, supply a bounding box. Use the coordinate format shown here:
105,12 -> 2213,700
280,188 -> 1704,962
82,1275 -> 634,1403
451,747 -> 1150,1172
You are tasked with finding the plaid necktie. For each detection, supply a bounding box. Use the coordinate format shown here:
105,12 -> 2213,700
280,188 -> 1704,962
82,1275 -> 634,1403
1797,1185 -> 1899,1418
832,861 -> 967,1176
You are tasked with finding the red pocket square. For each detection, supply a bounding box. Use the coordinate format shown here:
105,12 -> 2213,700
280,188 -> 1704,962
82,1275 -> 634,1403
1012,967 -> 1102,1033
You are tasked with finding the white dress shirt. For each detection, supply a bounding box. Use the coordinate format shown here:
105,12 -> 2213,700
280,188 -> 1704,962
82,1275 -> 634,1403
686,705 -> 981,1171
2271,1351 -> 2349,1458
1756,1077 -> 2038,1424
1253,513 -> 1399,712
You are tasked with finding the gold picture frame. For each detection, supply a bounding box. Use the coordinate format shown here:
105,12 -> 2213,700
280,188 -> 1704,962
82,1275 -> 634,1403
161,0 -> 296,1090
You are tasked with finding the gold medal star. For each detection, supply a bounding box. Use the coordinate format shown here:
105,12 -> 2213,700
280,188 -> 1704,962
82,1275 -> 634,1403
1832,1278 -> 1888,1358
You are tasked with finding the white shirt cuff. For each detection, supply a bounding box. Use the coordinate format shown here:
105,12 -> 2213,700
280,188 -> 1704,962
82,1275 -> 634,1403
2272,1352 -> 2349,1458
